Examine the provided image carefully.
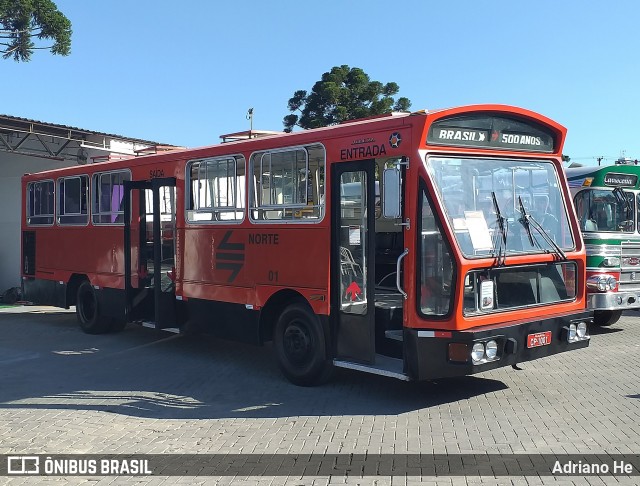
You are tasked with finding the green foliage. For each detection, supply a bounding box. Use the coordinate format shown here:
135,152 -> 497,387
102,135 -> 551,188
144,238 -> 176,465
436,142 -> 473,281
284,65 -> 412,132
0,0 -> 72,61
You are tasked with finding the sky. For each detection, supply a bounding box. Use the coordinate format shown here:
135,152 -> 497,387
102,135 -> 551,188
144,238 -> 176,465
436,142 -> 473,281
2,0 -> 640,166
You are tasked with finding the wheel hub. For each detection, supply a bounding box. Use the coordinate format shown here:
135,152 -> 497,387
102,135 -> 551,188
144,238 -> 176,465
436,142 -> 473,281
283,323 -> 312,365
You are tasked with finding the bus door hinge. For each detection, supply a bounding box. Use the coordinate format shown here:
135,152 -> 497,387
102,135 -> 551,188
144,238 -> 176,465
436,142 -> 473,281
397,218 -> 410,230
398,156 -> 409,169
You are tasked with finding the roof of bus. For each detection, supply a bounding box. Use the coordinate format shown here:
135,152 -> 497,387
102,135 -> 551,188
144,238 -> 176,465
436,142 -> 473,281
22,104 -> 564,179
566,164 -> 640,179
565,163 -> 640,190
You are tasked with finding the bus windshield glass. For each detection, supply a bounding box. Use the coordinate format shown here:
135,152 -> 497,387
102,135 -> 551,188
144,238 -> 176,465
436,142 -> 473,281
573,189 -> 635,233
426,156 -> 574,258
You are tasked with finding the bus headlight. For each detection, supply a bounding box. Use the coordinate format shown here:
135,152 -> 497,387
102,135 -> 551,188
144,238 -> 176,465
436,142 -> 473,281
576,322 -> 588,339
568,323 -> 577,341
471,342 -> 485,363
566,320 -> 590,343
586,275 -> 618,292
485,340 -> 498,360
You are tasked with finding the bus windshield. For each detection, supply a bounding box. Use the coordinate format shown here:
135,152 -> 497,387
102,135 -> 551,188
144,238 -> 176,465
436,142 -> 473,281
426,156 -> 574,258
573,189 -> 635,233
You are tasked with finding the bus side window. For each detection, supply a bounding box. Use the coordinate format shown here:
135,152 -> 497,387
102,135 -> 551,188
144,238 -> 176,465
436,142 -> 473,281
27,180 -> 55,225
575,190 -> 597,231
92,171 -> 130,225
419,187 -> 454,316
186,156 -> 246,223
249,144 -> 325,222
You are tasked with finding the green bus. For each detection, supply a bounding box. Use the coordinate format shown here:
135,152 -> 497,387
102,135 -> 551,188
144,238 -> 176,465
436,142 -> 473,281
566,162 -> 640,325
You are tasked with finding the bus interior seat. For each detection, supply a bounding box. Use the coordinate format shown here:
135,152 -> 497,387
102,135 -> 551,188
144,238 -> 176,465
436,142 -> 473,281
584,219 -> 598,231
340,247 -> 362,277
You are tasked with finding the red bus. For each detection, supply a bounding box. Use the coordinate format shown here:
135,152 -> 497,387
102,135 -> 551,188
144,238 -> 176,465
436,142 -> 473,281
21,105 -> 591,385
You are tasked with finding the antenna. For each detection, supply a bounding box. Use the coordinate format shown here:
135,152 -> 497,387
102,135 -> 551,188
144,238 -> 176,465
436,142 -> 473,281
246,108 -> 254,131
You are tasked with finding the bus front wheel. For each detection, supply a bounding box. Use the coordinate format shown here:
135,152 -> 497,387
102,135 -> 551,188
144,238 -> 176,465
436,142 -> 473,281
273,303 -> 332,386
76,281 -> 111,334
593,310 -> 623,327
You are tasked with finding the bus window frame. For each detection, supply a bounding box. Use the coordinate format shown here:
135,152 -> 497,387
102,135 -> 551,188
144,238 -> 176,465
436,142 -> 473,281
91,169 -> 132,226
26,179 -> 56,226
185,154 -> 247,225
248,143 -> 326,225
57,174 -> 90,227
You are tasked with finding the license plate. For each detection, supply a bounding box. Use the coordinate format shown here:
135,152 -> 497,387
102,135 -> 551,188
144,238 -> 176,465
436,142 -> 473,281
527,331 -> 552,348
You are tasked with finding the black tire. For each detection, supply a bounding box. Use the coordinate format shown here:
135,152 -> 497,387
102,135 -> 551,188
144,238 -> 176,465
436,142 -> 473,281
75,281 -> 110,334
109,318 -> 127,333
593,310 -> 623,327
273,303 -> 332,386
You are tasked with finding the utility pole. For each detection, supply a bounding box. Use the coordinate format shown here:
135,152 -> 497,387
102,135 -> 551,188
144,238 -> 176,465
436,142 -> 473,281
597,156 -> 603,166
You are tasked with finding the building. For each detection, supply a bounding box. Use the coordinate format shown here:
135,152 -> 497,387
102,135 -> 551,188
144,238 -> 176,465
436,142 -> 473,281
0,115 -> 178,298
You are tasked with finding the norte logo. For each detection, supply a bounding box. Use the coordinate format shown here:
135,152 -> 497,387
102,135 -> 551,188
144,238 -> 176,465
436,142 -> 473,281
216,231 -> 245,283
389,132 -> 402,148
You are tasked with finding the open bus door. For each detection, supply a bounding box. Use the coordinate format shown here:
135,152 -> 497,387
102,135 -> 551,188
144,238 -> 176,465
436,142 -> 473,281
123,177 -> 177,329
332,162 -> 376,364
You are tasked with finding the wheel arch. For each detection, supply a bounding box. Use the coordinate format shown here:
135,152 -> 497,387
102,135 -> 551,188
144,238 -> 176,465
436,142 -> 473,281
259,290 -> 331,352
66,273 -> 89,307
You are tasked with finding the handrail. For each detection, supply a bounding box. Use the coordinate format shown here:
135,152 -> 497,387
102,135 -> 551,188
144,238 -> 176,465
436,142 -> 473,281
396,248 -> 409,299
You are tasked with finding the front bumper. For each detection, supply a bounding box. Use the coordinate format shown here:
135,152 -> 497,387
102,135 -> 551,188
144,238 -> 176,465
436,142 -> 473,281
587,291 -> 640,311
404,311 -> 592,381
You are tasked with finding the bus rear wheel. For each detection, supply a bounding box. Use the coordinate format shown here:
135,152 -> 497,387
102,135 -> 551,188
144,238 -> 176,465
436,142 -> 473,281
273,303 -> 332,386
593,310 -> 623,327
76,281 -> 110,334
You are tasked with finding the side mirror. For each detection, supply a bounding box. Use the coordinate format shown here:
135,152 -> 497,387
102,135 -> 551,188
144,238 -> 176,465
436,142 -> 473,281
382,167 -> 401,219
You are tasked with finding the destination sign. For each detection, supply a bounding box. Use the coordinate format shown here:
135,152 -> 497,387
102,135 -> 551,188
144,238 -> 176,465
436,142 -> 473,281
427,115 -> 555,152
431,128 -> 489,144
604,172 -> 638,187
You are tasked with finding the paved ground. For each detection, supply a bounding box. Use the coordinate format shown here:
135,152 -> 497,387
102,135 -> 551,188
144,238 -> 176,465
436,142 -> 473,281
0,306 -> 639,485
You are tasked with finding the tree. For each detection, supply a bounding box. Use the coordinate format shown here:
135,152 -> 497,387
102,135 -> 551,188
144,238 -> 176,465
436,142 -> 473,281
0,0 -> 71,62
284,65 -> 411,132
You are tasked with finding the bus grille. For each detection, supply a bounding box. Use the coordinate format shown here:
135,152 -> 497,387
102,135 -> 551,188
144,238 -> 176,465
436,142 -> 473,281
619,242 -> 640,291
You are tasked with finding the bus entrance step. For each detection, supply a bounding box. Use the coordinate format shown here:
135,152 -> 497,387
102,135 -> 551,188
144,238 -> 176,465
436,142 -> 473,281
384,330 -> 403,341
333,354 -> 409,381
131,288 -> 149,308
140,321 -> 180,333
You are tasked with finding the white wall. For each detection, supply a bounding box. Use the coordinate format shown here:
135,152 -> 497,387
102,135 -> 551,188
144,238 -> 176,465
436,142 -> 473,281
0,135 -> 156,295
0,151 -> 108,293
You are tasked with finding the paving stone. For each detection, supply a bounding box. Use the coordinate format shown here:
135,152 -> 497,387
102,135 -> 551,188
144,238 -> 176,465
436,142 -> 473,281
0,308 -> 639,485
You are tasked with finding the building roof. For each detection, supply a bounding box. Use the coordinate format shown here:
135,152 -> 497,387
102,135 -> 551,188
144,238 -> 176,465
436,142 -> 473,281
0,113 -> 169,146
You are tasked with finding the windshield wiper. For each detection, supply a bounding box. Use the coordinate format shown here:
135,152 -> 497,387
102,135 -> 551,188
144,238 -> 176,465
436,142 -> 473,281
491,191 -> 508,266
613,187 -> 632,215
517,196 -> 567,260
613,187 -> 634,230
518,196 -> 541,248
